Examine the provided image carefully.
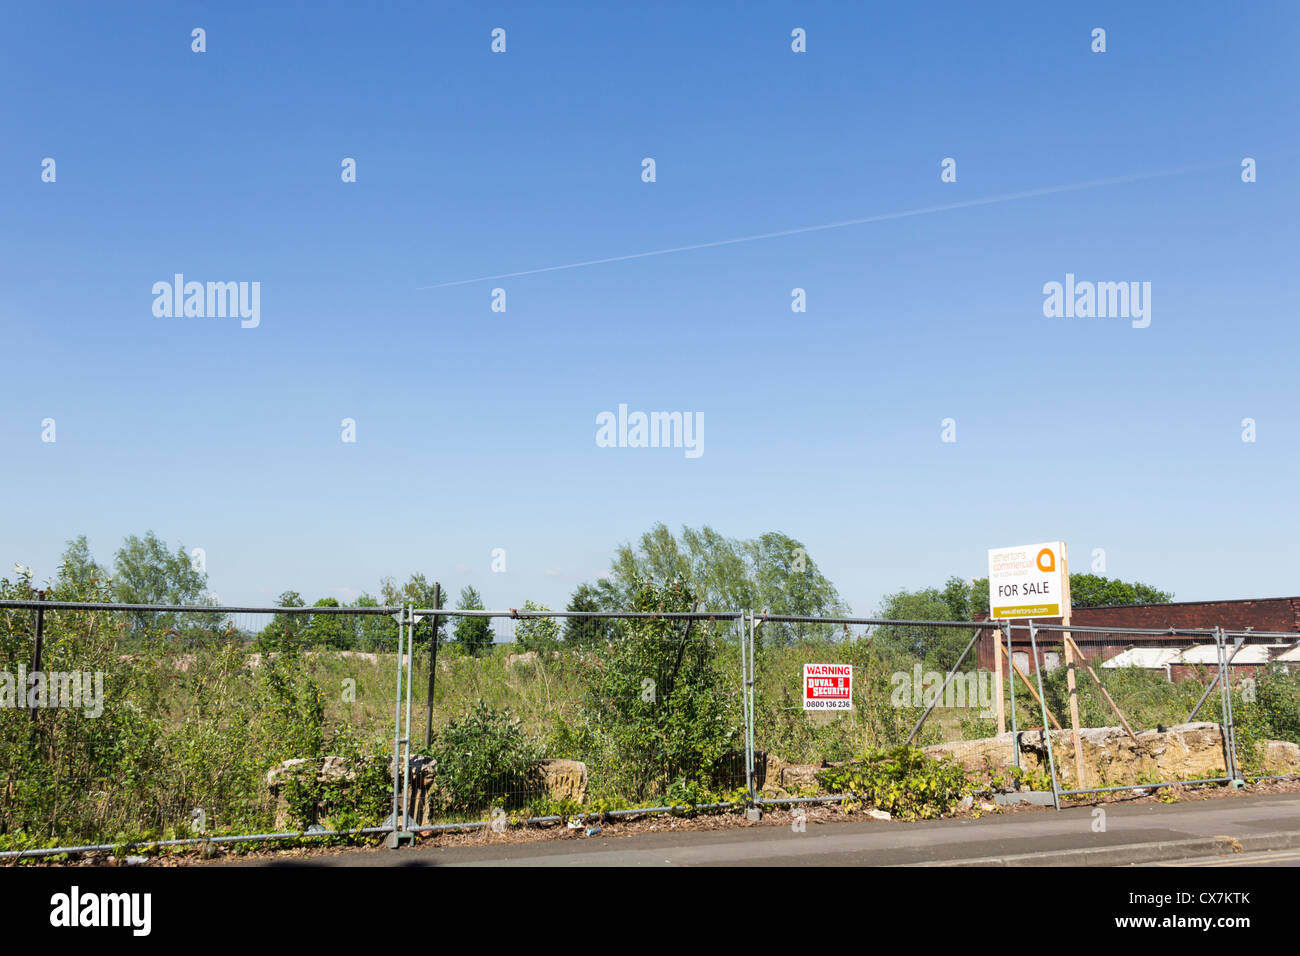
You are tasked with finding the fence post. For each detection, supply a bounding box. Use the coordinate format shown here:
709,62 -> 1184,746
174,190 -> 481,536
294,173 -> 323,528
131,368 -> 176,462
29,589 -> 46,722
1216,628 -> 1228,779
742,611 -> 752,797
386,605 -> 414,848
1215,627 -> 1243,787
389,604 -> 403,837
1226,630 -> 1245,787
1027,621 -> 1061,809
744,610 -> 760,819
402,604 -> 415,829
424,582 -> 441,749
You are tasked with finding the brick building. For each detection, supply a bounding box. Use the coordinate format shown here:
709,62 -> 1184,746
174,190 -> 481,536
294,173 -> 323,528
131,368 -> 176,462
976,596 -> 1300,675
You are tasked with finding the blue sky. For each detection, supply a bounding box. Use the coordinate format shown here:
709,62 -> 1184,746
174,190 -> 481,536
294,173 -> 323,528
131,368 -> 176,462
1,2 -> 1297,615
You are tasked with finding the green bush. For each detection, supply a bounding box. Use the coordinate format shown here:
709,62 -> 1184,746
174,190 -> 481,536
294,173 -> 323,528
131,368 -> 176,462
1232,665 -> 1300,773
425,699 -> 540,815
817,746 -> 971,820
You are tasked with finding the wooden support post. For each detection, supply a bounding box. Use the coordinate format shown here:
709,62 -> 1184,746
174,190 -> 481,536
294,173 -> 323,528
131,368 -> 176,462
1063,634 -> 1086,788
1060,556 -> 1086,788
1000,641 -> 1062,730
993,623 -> 1006,735
1066,635 -> 1139,745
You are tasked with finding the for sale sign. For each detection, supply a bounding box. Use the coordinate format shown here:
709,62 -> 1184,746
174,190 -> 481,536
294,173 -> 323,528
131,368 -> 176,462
803,664 -> 852,710
988,541 -> 1070,620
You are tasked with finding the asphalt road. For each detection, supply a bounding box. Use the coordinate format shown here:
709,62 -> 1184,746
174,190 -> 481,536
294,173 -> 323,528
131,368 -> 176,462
246,791 -> 1300,867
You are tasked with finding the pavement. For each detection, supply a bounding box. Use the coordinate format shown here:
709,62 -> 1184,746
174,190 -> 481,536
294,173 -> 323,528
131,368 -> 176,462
245,791 -> 1300,867
1147,847 -> 1300,867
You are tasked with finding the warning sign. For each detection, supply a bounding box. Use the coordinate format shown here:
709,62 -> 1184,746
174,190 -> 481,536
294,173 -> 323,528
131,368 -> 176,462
803,664 -> 852,710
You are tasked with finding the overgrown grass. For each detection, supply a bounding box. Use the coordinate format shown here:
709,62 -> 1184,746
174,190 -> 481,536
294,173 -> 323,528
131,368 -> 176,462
2,600 -> 1297,853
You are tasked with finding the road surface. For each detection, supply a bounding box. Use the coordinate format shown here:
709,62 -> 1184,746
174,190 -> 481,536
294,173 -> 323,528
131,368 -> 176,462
242,791 -> 1300,867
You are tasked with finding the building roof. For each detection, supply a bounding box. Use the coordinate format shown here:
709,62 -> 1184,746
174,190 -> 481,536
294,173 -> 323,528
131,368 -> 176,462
1175,644 -> 1290,665
1098,642 -> 1299,668
988,597 -> 1300,634
1099,647 -> 1182,669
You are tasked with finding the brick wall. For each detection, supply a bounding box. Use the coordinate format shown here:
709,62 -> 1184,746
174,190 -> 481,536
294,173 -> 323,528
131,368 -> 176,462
975,596 -> 1300,673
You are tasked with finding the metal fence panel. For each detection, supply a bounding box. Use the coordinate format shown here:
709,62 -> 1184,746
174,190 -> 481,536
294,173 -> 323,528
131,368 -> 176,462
0,599 -> 402,857
747,616 -> 1007,806
1219,629 -> 1300,782
397,607 -> 749,833
1014,623 -> 1238,798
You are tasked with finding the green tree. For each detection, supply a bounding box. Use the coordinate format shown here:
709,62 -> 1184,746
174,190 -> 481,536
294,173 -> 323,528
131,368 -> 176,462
744,531 -> 850,643
606,523 -> 848,645
563,582 -> 613,648
112,531 -> 208,605
52,536 -> 111,602
112,531 -> 210,634
453,586 -> 493,655
379,573 -> 450,647
306,597 -> 352,649
260,589 -> 307,649
353,593 -> 399,651
876,584 -> 974,672
514,599 -> 559,653
1065,574 -> 1174,608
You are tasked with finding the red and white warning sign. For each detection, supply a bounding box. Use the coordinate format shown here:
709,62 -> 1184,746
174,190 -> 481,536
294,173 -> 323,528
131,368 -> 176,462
803,664 -> 853,710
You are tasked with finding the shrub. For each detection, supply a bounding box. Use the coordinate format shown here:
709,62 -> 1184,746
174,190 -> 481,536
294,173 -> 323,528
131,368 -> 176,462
576,577 -> 742,800
426,699 -> 540,815
817,746 -> 971,820
1232,664 -> 1300,773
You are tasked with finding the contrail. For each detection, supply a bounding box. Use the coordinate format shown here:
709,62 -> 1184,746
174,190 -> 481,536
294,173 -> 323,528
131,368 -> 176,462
416,160 -> 1233,289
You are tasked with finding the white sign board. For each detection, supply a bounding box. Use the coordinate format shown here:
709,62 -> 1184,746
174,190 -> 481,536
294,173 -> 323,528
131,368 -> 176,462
988,541 -> 1070,620
803,664 -> 852,710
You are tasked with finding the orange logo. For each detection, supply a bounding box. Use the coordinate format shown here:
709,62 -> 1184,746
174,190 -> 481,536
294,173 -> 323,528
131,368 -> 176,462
1036,548 -> 1056,572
